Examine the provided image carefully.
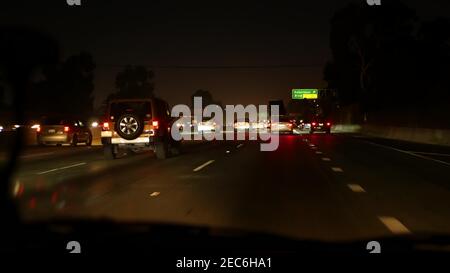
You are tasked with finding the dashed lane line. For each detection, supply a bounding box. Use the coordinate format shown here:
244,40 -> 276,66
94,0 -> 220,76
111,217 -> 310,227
193,160 -> 215,172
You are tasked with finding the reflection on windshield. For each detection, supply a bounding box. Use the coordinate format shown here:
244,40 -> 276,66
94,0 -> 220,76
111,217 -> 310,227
1,0 -> 450,257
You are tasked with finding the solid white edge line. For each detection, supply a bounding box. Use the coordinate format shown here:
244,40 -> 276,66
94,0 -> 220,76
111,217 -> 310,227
363,140 -> 450,167
37,168 -> 59,175
58,162 -> 87,170
406,151 -> 450,157
193,160 -> 215,172
378,216 -> 411,234
37,162 -> 87,175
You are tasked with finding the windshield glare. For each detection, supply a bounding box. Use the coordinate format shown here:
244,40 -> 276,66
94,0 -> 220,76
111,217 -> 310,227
1,0 -> 450,258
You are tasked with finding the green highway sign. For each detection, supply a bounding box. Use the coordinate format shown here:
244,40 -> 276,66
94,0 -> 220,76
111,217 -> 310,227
292,89 -> 319,100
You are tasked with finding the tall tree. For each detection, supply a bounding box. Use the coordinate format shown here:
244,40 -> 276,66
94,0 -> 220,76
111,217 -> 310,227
111,65 -> 154,100
29,52 -> 96,119
191,89 -> 214,109
325,0 -> 417,112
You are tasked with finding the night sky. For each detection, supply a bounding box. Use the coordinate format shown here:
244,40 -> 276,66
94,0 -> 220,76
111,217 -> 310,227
1,0 -> 449,107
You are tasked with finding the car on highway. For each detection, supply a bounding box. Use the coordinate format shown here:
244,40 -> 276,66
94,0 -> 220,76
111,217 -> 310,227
37,117 -> 92,146
101,98 -> 180,160
198,119 -> 216,132
309,120 -> 332,134
270,116 -> 294,134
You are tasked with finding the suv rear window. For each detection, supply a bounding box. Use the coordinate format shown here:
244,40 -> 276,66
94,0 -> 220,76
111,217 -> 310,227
109,101 -> 152,120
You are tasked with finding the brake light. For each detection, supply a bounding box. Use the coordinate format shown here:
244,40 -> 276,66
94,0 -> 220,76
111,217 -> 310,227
36,127 -> 41,133
326,122 -> 331,126
64,126 -> 70,132
312,122 -> 316,126
102,122 -> 109,130
152,120 -> 159,129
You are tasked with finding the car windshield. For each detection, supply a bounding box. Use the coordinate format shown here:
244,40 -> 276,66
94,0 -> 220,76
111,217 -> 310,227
1,0 -> 450,258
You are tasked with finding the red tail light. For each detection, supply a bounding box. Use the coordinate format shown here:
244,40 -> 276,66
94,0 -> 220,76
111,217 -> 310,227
312,122 -> 316,126
64,126 -> 70,132
288,123 -> 293,127
152,120 -> 159,129
36,127 -> 41,133
326,122 -> 331,126
102,122 -> 109,130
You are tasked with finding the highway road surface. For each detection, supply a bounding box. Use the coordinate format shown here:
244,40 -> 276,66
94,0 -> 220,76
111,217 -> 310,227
8,131 -> 450,242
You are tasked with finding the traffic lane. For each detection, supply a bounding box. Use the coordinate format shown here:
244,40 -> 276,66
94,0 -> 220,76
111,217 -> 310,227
22,145 -> 100,160
12,140 -> 217,183
15,139 -> 243,220
307,133 -> 450,236
47,134 -> 392,242
181,135 -> 390,241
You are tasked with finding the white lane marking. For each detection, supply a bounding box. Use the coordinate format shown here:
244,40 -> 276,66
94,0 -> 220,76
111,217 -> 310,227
20,152 -> 55,159
331,167 -> 343,172
37,162 -> 87,175
193,160 -> 215,172
378,216 -> 411,234
347,184 -> 366,193
37,168 -> 59,175
322,157 -> 331,161
315,151 -> 323,154
407,151 -> 450,157
236,144 -> 244,148
150,192 -> 160,197
363,141 -> 450,167
58,162 -> 87,170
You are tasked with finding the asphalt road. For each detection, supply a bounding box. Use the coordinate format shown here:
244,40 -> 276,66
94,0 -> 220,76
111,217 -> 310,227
8,131 -> 450,242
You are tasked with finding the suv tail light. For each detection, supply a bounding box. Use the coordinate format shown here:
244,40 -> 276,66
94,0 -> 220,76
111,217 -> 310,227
152,120 -> 159,129
64,126 -> 70,132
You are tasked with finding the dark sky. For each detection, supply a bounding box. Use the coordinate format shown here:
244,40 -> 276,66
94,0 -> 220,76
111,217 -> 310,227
1,0 -> 449,107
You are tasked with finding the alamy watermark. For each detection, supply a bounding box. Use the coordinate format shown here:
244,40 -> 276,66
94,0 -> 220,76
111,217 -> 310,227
170,97 -> 281,151
66,0 -> 81,6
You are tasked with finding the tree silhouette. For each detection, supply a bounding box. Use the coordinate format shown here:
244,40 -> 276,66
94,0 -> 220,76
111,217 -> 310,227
28,51 -> 96,120
325,1 -> 450,127
191,89 -> 214,109
108,65 -> 154,101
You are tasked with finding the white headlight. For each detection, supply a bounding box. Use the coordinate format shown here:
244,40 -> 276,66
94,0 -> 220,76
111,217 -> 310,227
91,121 -> 99,128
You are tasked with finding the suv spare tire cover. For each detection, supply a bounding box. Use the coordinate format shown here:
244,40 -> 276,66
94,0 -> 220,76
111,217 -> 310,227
116,113 -> 144,140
